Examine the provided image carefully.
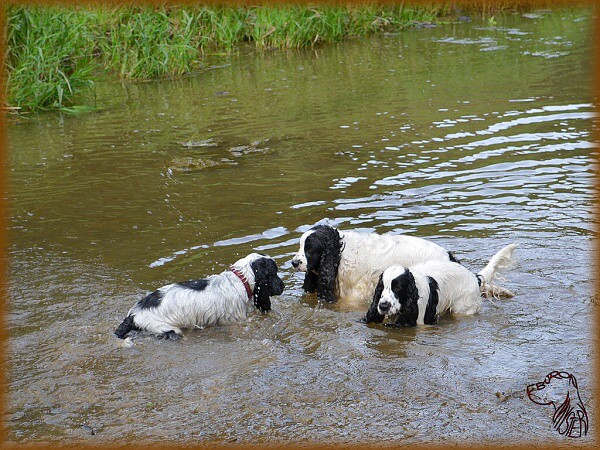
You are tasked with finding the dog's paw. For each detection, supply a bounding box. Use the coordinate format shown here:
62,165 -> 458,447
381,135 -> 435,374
318,295 -> 337,304
120,336 -> 135,348
160,330 -> 182,340
384,322 -> 414,328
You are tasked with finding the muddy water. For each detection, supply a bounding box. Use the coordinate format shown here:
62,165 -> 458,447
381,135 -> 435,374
6,9 -> 596,444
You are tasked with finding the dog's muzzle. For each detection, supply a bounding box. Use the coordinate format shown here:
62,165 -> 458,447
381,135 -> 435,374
378,301 -> 392,315
291,258 -> 306,272
271,277 -> 285,296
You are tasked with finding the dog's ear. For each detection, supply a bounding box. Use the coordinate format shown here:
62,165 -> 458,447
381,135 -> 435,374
423,276 -> 439,325
393,269 -> 419,327
364,273 -> 385,323
251,257 -> 285,313
315,226 -> 343,303
302,271 -> 318,293
253,282 -> 271,313
251,258 -> 272,313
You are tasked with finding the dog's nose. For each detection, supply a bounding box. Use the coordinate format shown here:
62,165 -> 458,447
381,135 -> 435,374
274,278 -> 285,295
378,301 -> 391,313
291,259 -> 300,268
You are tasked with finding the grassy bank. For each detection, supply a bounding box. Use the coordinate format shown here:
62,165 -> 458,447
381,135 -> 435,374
5,2 -> 537,112
5,3 -> 449,111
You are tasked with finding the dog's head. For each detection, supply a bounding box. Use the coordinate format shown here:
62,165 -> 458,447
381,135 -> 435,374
239,253 -> 285,313
367,266 -> 421,327
291,225 -> 342,273
374,266 -> 419,317
291,225 -> 343,303
527,371 -> 589,438
527,371 -> 577,406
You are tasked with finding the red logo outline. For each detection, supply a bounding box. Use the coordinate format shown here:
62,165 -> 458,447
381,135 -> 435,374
527,371 -> 589,438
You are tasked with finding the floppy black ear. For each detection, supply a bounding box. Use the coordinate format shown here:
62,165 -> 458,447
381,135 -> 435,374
364,273 -> 385,324
315,226 -> 343,303
253,282 -> 271,313
393,269 -> 419,327
302,271 -> 318,293
423,276 -> 439,325
251,257 -> 275,313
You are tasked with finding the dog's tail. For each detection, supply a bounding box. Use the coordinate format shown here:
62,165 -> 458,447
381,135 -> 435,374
114,314 -> 139,339
477,243 -> 518,299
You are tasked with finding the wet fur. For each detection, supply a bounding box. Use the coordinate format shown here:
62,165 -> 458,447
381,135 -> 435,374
364,244 -> 517,326
300,225 -> 343,304
292,225 -> 454,306
115,253 -> 284,339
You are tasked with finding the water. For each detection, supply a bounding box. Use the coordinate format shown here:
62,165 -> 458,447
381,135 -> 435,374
6,9 -> 596,444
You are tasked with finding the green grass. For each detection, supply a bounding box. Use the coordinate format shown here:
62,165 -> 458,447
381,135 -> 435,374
6,3 -> 516,112
6,6 -> 97,111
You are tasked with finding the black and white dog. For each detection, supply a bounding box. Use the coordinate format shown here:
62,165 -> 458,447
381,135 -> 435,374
364,244 -> 518,326
291,225 -> 457,306
115,253 -> 285,340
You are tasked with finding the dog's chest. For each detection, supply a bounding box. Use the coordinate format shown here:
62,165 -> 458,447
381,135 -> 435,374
336,268 -> 379,307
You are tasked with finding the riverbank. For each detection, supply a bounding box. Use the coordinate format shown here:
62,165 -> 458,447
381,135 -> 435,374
5,2 -> 545,112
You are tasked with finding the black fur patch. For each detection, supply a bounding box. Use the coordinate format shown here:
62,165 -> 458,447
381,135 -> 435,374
178,278 -> 210,291
251,257 -> 285,312
364,273 -> 385,324
391,269 -> 419,327
305,225 -> 343,303
423,276 -> 440,325
114,314 -> 140,339
303,228 -> 326,273
448,251 -> 460,264
302,271 -> 319,293
138,289 -> 164,309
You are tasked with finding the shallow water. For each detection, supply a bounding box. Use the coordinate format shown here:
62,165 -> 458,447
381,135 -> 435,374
6,9 -> 597,444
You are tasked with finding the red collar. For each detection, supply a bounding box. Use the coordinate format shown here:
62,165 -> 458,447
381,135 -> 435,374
229,265 -> 253,300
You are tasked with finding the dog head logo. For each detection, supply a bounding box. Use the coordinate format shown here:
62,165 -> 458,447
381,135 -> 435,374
527,371 -> 588,438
